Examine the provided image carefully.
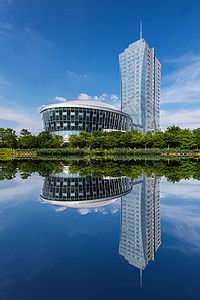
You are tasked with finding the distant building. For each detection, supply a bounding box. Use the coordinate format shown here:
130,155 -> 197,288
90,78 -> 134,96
119,32 -> 161,133
40,100 -> 132,141
119,175 -> 161,272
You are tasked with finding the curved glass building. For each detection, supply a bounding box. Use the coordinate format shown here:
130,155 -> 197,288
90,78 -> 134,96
40,100 -> 132,140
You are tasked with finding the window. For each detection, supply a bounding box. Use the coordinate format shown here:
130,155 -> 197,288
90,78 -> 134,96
71,112 -> 75,115
63,112 -> 67,115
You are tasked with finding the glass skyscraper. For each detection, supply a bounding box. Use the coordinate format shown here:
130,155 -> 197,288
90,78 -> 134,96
119,36 -> 161,133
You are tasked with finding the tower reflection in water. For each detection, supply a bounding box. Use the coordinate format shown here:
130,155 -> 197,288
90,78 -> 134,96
119,175 -> 161,286
40,167 -> 161,282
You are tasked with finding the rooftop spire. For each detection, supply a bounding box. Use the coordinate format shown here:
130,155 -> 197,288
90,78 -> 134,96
140,269 -> 143,288
140,21 -> 142,39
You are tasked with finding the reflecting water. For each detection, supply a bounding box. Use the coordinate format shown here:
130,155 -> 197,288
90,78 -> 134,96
0,161 -> 200,299
120,175 -> 161,284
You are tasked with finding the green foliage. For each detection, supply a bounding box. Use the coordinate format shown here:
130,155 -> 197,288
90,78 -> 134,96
1,125 -> 200,153
4,128 -> 18,149
1,158 -> 200,184
193,128 -> 200,149
19,135 -> 37,149
20,129 -> 31,136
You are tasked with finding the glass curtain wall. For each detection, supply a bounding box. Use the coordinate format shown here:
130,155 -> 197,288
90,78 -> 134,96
41,107 -> 132,138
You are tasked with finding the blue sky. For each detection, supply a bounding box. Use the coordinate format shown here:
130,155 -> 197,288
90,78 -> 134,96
0,0 -> 200,133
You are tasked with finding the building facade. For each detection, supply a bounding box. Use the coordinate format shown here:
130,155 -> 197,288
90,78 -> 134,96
119,37 -> 161,133
40,100 -> 132,141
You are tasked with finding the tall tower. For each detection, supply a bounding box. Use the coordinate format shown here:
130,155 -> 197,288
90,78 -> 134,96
119,26 -> 161,134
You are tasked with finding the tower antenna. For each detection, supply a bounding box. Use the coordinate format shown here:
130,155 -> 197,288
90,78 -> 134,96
140,269 -> 143,288
140,21 -> 142,39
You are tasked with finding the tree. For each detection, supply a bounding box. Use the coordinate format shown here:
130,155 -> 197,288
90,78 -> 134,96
69,134 -> 85,148
119,131 -> 133,148
131,130 -> 142,148
4,128 -> 17,150
20,129 -> 31,136
165,126 -> 182,148
164,132 -> 176,149
193,128 -> 200,149
50,135 -> 63,148
19,135 -> 37,149
0,128 -> 5,141
36,131 -> 53,148
151,131 -> 166,148
166,125 -> 181,134
177,129 -> 197,149
104,135 -> 118,149
79,132 -> 92,149
141,131 -> 152,148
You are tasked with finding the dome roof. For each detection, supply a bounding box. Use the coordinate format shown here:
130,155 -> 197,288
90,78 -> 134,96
40,100 -> 117,113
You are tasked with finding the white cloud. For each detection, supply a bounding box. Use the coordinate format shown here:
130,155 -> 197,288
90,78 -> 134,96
0,101 -> 42,134
0,76 -> 12,86
55,207 -> 67,212
160,178 -> 200,253
55,96 -> 67,102
111,208 -> 119,214
161,203 -> 200,253
78,208 -> 91,215
67,70 -> 87,79
161,53 -> 200,105
77,198 -> 121,216
111,94 -> 119,102
78,93 -> 92,101
77,93 -> 120,108
0,22 -> 13,30
0,173 -> 42,205
160,178 -> 200,200
161,109 -> 200,130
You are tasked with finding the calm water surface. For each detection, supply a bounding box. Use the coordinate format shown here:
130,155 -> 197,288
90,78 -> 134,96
0,162 -> 200,300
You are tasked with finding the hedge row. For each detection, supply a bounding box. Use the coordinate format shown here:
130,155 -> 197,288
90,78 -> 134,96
111,148 -> 162,156
36,148 -> 85,157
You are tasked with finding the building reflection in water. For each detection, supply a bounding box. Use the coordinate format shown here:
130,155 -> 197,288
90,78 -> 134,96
119,174 -> 161,286
41,166 -> 132,209
41,167 -> 161,284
